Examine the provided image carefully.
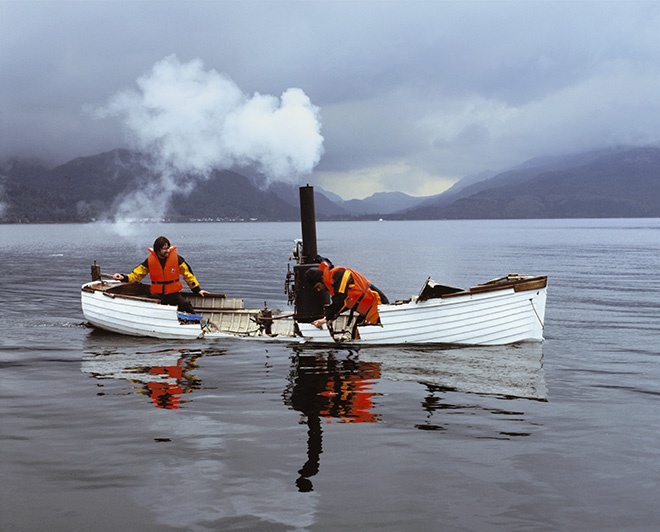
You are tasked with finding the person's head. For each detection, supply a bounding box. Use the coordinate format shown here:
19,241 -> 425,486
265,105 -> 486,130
305,267 -> 326,292
153,236 -> 172,259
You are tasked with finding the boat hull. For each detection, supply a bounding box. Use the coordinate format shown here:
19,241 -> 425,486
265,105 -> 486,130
81,275 -> 547,345
298,282 -> 547,345
81,284 -> 204,339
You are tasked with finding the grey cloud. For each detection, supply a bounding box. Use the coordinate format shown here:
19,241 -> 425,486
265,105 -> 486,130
1,0 -> 658,197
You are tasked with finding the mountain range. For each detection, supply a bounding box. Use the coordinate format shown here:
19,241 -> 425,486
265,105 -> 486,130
1,145 -> 658,223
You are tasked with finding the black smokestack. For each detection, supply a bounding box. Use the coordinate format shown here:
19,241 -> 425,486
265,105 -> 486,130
299,185 -> 318,263
294,185 -> 326,321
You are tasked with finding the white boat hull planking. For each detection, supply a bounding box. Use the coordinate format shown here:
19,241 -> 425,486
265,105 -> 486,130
81,275 -> 547,346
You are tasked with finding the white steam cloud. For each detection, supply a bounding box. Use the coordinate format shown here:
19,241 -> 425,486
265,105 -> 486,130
96,54 -> 324,222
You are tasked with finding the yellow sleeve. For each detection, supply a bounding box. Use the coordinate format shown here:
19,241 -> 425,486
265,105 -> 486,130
180,262 -> 200,291
127,263 -> 148,283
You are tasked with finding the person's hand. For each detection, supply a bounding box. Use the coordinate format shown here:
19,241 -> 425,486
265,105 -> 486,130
111,273 -> 123,280
312,318 -> 327,329
198,289 -> 210,297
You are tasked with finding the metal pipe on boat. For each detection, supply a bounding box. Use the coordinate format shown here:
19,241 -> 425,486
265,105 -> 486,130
91,261 -> 101,281
293,185 -> 327,322
299,184 -> 318,263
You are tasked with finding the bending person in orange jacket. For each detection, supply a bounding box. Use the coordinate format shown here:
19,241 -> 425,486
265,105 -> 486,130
305,258 -> 389,336
112,236 -> 209,314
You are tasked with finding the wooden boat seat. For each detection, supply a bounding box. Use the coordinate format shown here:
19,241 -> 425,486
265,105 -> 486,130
106,282 -> 151,297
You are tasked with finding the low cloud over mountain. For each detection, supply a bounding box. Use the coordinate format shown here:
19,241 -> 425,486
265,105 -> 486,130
1,146 -> 658,223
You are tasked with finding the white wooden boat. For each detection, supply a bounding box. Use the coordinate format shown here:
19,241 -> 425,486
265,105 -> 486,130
81,185 -> 547,345
81,279 -> 296,340
297,274 -> 547,345
81,273 -> 547,345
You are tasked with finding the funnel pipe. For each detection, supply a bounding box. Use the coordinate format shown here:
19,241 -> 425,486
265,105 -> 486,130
299,185 -> 318,263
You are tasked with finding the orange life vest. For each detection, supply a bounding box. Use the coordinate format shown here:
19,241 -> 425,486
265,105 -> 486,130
320,261 -> 381,325
148,246 -> 183,295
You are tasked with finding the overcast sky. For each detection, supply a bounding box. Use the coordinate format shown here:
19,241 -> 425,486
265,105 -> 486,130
2,0 -> 659,199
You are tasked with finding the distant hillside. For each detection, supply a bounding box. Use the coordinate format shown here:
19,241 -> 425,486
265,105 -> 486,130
340,191 -> 425,215
1,150 -> 149,222
0,150 -> 299,222
170,170 -> 297,221
437,169 -> 498,199
400,146 -> 660,219
266,181 -> 349,218
2,145 -> 658,222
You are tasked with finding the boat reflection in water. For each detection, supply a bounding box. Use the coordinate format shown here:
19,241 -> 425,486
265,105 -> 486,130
282,342 -> 545,491
283,349 -> 381,492
359,342 -> 547,401
81,347 -> 204,409
358,342 -> 547,437
80,338 -> 545,492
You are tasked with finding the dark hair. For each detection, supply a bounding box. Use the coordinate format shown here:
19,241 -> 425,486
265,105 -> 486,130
305,267 -> 323,285
153,236 -> 171,252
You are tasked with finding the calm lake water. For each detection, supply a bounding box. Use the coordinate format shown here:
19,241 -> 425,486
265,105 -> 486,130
1,219 -> 659,531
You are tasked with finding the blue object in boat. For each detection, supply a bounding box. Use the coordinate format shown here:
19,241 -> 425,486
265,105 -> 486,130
178,312 -> 204,324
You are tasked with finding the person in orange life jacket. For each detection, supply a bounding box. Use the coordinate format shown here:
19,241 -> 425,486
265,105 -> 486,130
112,236 -> 209,314
305,257 -> 389,330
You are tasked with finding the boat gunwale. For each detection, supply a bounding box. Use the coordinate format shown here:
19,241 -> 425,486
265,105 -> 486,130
82,281 -> 230,306
440,275 -> 547,299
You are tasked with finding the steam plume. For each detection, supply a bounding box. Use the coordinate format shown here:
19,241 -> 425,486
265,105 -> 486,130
97,55 -> 324,222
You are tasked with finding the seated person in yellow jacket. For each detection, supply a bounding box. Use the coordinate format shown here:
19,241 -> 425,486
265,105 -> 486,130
305,258 -> 388,335
112,236 -> 209,314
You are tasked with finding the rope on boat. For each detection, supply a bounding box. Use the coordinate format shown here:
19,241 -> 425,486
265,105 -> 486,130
529,298 -> 544,329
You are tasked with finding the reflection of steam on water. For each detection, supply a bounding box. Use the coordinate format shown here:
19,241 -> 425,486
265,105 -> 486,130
96,54 -> 324,226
